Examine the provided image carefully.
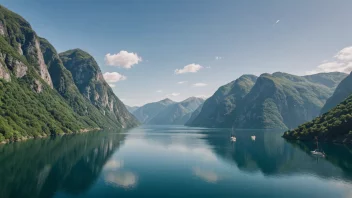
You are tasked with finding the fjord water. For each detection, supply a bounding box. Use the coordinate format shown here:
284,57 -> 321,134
1,126 -> 352,198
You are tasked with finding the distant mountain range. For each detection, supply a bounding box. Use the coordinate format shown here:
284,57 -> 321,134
0,6 -> 138,142
187,72 -> 347,130
132,97 -> 204,125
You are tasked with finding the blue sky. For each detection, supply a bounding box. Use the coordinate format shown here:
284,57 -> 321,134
1,0 -> 352,106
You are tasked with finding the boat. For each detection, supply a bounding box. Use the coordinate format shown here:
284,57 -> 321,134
311,137 -> 325,157
230,136 -> 236,142
251,136 -> 256,141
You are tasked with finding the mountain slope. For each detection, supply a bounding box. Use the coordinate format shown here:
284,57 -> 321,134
320,72 -> 352,114
186,75 -> 257,128
283,93 -> 352,143
0,6 -> 97,142
148,97 -> 204,125
59,49 -> 139,128
235,72 -> 347,129
39,38 -> 123,128
132,98 -> 175,123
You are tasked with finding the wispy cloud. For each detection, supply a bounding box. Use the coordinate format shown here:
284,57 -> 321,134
175,63 -> 203,74
307,46 -> 352,74
105,50 -> 142,69
167,92 -> 180,97
193,83 -> 207,87
177,81 -> 188,84
215,56 -> 223,60
156,90 -> 163,93
275,20 -> 280,24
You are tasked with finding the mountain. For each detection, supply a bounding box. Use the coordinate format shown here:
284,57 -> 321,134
132,98 -> 175,123
125,105 -> 139,113
235,72 -> 347,129
186,75 -> 257,128
148,97 -> 205,125
320,72 -> 352,114
283,93 -> 352,143
59,49 -> 139,128
185,103 -> 203,125
0,5 -> 137,142
187,72 -> 347,129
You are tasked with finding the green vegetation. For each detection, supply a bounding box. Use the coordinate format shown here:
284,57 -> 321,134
0,5 -> 138,141
187,72 -> 347,129
186,75 -> 257,128
283,93 -> 352,143
235,72 -> 347,129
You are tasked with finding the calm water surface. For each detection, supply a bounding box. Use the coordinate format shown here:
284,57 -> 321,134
1,125 -> 352,198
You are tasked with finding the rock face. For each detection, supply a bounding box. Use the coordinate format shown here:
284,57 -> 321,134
186,75 -> 257,128
0,5 -> 138,142
320,72 -> 352,114
132,98 -> 176,123
59,49 -> 139,128
148,97 -> 205,125
187,72 -> 347,129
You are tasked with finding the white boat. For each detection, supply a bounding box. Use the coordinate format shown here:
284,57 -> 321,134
230,136 -> 236,142
251,136 -> 256,141
311,137 -> 325,157
311,150 -> 325,157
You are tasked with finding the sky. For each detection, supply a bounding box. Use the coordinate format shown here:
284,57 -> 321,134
1,0 -> 352,106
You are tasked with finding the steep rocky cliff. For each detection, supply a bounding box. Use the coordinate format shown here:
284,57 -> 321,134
59,49 -> 139,128
0,5 -> 138,142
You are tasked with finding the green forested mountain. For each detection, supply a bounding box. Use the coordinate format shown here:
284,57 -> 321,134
0,5 -> 137,142
186,75 -> 257,128
148,97 -> 204,125
283,93 -> 352,143
187,72 -> 347,129
59,49 -> 139,128
320,72 -> 352,114
235,72 -> 347,129
132,98 -> 176,123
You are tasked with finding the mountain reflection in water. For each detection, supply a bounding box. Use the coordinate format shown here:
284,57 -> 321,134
0,126 -> 352,198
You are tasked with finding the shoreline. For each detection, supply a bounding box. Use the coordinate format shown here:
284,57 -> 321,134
0,127 -> 101,145
282,136 -> 352,145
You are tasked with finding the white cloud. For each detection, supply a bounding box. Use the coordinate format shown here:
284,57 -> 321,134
215,56 -> 223,60
193,83 -> 207,87
275,20 -> 280,24
166,92 -> 180,97
105,50 -> 142,69
156,90 -> 163,93
175,63 -> 203,74
206,66 -> 211,69
177,81 -> 188,84
308,46 -> 352,74
103,72 -> 127,83
109,83 -> 116,88
334,46 -> 352,61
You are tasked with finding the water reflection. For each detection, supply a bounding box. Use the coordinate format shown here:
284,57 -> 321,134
202,129 -> 352,180
0,131 -> 126,198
